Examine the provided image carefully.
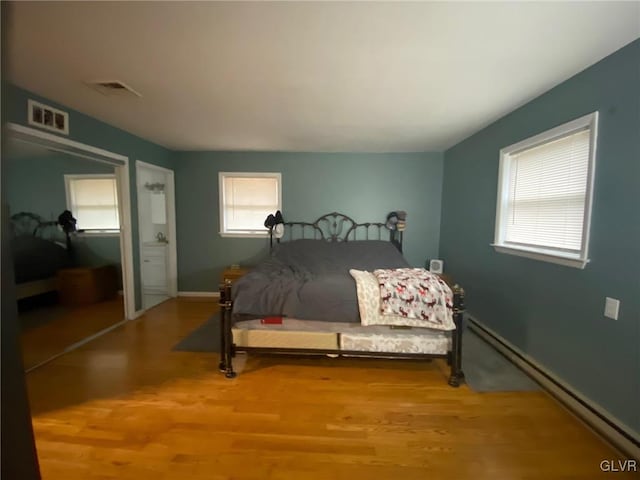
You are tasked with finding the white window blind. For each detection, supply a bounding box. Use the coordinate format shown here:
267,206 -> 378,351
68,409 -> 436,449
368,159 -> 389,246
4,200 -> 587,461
66,176 -> 120,231
493,112 -> 597,269
219,173 -> 281,236
505,129 -> 589,251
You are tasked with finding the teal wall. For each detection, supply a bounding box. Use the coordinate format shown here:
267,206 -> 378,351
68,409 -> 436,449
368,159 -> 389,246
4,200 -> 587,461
3,84 -> 174,309
6,44 -> 637,440
440,40 -> 639,436
174,152 -> 444,291
5,153 -> 113,219
5,153 -> 123,287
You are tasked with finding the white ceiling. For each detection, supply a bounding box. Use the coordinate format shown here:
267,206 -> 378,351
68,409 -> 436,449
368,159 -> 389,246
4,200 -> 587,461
6,2 -> 639,153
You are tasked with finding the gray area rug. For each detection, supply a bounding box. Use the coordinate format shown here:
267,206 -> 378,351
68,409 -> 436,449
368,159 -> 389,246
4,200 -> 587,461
173,314 -> 246,373
173,314 -> 222,352
174,314 -> 539,392
462,321 -> 539,392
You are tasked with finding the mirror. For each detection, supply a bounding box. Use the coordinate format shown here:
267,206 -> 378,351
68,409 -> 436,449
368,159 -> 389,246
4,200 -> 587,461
4,137 -> 126,371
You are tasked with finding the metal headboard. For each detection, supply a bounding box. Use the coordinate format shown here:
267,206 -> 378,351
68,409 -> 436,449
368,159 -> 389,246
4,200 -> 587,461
269,211 -> 403,252
10,212 -> 61,241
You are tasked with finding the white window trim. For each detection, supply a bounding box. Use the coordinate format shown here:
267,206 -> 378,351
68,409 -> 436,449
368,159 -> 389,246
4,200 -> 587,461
75,231 -> 121,238
218,171 -> 282,238
492,112 -> 598,269
64,173 -> 121,236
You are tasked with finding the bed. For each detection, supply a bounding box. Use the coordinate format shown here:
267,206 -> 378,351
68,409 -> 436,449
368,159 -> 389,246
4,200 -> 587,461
218,212 -> 465,386
11,212 -> 71,300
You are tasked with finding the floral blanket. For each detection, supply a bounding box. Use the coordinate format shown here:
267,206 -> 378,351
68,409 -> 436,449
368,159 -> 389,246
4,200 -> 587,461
373,268 -> 454,329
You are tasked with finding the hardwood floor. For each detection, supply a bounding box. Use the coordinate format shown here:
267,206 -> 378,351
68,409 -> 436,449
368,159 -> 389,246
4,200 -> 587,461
20,296 -> 125,371
25,298 -> 630,479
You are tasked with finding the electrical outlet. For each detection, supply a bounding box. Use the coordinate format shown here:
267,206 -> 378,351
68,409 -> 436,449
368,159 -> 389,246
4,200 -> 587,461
604,297 -> 620,320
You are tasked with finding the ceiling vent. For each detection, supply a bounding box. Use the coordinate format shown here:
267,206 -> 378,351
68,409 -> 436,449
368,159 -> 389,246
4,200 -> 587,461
85,80 -> 142,98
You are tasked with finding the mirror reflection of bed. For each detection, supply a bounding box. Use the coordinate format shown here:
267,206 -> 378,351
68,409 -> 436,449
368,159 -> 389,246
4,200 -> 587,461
5,138 -> 126,371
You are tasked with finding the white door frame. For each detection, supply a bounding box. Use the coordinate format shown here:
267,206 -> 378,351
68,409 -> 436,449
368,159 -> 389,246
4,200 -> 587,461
135,160 -> 178,299
6,123 -> 139,320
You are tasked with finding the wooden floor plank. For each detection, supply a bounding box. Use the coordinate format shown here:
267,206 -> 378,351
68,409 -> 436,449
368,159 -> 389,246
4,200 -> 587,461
20,296 -> 125,370
25,298 -> 632,479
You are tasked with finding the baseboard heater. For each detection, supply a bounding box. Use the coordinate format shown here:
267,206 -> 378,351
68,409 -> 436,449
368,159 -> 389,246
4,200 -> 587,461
466,315 -> 639,461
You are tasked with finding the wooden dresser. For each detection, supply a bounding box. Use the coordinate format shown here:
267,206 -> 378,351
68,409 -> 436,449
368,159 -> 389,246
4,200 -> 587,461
57,265 -> 118,306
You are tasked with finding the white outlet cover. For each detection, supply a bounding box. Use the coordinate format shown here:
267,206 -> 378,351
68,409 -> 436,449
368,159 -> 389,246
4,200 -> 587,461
604,297 -> 620,320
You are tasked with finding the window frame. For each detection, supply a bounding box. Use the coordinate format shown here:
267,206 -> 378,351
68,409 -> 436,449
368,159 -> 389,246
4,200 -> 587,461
64,173 -> 121,236
492,112 -> 598,269
218,171 -> 282,238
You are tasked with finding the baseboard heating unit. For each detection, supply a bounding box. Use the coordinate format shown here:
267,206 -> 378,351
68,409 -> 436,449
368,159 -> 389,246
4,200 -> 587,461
467,315 -> 639,461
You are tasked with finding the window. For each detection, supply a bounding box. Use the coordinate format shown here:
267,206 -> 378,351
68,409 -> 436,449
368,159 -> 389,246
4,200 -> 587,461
64,174 -> 120,233
219,172 -> 281,237
493,112 -> 598,269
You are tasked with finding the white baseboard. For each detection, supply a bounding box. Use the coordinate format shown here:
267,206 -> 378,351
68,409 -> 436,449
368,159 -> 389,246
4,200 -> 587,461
467,315 -> 639,461
178,291 -> 220,298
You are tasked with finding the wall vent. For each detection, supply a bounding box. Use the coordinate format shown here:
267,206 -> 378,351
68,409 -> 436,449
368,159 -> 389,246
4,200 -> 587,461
28,99 -> 69,135
86,80 -> 142,98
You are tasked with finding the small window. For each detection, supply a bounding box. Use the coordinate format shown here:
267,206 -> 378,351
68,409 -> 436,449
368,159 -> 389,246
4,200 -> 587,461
493,112 -> 598,269
64,174 -> 120,233
219,172 -> 281,237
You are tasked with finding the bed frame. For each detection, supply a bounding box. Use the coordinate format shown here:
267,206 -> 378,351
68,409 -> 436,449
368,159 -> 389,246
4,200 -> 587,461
218,212 -> 465,386
11,212 -> 66,300
11,211 -> 59,237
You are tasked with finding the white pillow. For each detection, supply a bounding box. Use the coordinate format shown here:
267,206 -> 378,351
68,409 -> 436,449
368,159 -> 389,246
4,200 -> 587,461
349,269 -> 382,325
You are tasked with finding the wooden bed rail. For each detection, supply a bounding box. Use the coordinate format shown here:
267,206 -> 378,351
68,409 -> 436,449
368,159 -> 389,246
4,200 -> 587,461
218,280 -> 466,387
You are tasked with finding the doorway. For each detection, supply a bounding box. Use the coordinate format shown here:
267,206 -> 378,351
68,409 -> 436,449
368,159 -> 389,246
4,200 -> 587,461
136,160 -> 177,309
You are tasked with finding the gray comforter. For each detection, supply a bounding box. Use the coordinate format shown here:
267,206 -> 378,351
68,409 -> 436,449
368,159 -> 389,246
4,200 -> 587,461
12,235 -> 70,284
232,239 -> 409,323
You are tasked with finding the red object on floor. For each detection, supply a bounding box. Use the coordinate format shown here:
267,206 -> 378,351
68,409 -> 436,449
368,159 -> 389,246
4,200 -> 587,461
261,316 -> 283,324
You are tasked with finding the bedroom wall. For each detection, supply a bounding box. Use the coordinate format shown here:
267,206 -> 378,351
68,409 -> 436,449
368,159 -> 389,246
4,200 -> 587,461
4,152 -> 123,287
439,39 -> 639,437
3,84 -> 175,310
174,151 -> 444,292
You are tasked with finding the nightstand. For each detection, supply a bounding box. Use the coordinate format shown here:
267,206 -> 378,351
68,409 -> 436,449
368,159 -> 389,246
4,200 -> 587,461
221,266 -> 250,285
437,273 -> 455,288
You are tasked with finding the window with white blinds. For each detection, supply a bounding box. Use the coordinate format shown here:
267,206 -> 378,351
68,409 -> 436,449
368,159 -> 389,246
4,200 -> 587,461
65,175 -> 120,232
219,172 -> 281,237
493,112 -> 597,269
